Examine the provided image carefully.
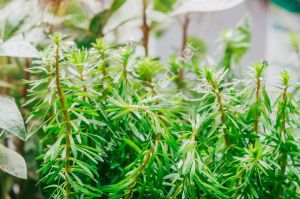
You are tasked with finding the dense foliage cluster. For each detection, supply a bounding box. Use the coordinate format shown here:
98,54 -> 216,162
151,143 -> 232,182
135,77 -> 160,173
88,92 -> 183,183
0,1 -> 299,198
25,33 -> 300,199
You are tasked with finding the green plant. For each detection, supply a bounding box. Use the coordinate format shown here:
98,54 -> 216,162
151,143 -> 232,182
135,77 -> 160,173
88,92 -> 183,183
27,33 -> 104,198
25,34 -> 299,199
0,1 -> 267,198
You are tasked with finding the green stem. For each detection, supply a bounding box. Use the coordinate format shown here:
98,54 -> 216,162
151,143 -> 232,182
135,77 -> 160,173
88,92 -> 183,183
125,135 -> 160,198
280,153 -> 287,175
100,51 -> 108,101
280,86 -> 288,175
54,42 -> 71,199
79,71 -> 87,96
212,82 -> 229,146
276,86 -> 288,196
123,61 -> 128,85
148,78 -> 156,95
254,76 -> 260,134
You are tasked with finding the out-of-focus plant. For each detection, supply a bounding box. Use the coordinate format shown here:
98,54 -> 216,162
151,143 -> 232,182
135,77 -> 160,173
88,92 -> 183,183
219,18 -> 251,80
0,96 -> 27,199
0,96 -> 26,176
168,37 -> 207,89
164,0 -> 246,88
290,32 -> 300,62
0,33 -> 38,198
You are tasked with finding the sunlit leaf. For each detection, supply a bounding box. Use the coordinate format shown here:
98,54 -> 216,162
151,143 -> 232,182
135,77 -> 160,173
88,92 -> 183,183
0,35 -> 39,58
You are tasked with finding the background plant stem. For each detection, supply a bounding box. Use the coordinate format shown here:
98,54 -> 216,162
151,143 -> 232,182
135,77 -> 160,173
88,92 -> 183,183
178,14 -> 190,89
142,0 -> 149,56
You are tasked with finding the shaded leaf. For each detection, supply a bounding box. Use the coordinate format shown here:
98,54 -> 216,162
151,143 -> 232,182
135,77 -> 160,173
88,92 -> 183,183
0,96 -> 26,140
89,10 -> 110,36
0,144 -> 27,179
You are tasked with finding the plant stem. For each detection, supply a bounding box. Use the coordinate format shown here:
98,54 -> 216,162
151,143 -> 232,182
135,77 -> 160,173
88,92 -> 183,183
191,122 -> 199,142
100,52 -> 108,101
125,135 -> 160,199
280,86 -> 288,175
181,14 -> 190,56
275,84 -> 288,196
218,94 -> 229,146
178,14 -> 190,89
142,0 -> 149,56
54,42 -> 71,199
211,82 -> 229,146
148,78 -> 156,95
254,76 -> 261,134
22,59 -> 31,99
123,62 -> 128,85
102,62 -> 107,81
79,71 -> 87,94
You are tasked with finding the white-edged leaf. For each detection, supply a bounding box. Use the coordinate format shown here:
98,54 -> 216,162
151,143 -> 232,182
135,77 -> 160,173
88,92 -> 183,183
172,0 -> 245,16
45,136 -> 63,161
0,144 -> 27,179
0,96 -> 26,140
0,35 -> 39,58
68,66 -> 81,77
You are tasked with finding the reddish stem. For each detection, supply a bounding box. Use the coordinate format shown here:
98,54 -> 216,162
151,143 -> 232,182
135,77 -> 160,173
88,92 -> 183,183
142,0 -> 149,56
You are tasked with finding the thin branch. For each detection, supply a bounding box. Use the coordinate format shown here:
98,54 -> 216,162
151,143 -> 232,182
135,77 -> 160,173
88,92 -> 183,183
254,76 -> 261,134
280,86 -> 288,175
211,81 -> 229,147
54,40 -> 71,199
178,14 -> 190,89
142,0 -> 150,56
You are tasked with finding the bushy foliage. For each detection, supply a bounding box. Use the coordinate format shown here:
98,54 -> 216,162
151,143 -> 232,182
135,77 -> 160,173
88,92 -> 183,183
25,33 -> 300,199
